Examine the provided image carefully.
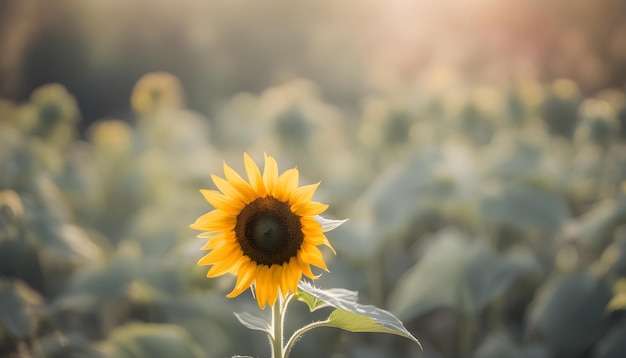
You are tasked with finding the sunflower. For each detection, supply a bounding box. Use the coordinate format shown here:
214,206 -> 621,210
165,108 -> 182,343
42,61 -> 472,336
190,153 -> 335,308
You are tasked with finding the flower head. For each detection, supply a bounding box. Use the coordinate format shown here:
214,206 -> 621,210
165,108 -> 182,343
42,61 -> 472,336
190,153 -> 335,308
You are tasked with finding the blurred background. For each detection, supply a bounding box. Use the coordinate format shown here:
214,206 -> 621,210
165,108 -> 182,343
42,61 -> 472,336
1,0 -> 626,357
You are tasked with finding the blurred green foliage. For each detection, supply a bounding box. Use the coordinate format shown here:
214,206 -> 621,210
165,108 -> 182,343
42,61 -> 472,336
1,71 -> 626,358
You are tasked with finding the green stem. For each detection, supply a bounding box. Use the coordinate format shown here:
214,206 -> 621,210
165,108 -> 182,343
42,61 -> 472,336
271,297 -> 284,358
283,320 -> 331,358
281,293 -> 295,316
269,292 -> 329,358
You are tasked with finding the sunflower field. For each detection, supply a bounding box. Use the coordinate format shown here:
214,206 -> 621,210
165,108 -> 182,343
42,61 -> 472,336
2,1 -> 626,358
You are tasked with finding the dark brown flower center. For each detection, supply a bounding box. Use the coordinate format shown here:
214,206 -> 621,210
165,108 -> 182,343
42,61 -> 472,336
235,196 -> 303,266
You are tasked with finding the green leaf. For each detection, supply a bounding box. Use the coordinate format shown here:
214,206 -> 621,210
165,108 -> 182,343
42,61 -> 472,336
296,284 -> 356,312
326,309 -> 416,341
233,311 -> 271,333
294,289 -> 328,312
297,281 -> 420,346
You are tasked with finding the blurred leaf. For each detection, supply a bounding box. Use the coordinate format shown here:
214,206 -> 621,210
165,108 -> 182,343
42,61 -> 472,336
481,184 -> 570,233
0,280 -> 42,339
606,234 -> 626,278
593,322 -> 626,358
541,81 -> 581,138
0,190 -> 24,242
474,333 -> 549,358
160,294 -> 234,357
55,225 -> 103,261
35,333 -> 104,358
297,281 -> 420,346
464,245 -> 541,312
489,139 -> 546,181
528,272 -> 611,356
60,256 -> 183,305
330,219 -> 379,261
349,148 -> 455,256
388,230 -> 472,320
569,197 -> 626,259
274,105 -> 312,147
100,323 -> 206,358
388,230 -> 541,321
52,256 -> 184,329
22,177 -> 103,268
233,311 -> 270,333
0,238 -> 45,294
575,98 -> 621,148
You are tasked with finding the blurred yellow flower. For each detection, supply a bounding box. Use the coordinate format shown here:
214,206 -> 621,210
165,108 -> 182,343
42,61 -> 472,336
30,83 -> 80,124
190,153 -> 334,309
608,278 -> 626,312
551,78 -> 579,101
88,119 -> 133,151
130,72 -> 185,115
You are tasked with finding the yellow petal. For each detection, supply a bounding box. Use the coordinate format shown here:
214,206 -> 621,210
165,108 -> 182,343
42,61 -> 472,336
200,233 -> 225,250
292,201 -> 328,216
300,215 -> 322,225
302,232 -> 326,245
189,210 -> 235,231
211,174 -> 245,203
267,265 -> 281,306
254,265 -> 271,309
299,244 -> 329,271
197,244 -> 239,266
244,152 -> 266,197
223,161 -> 257,203
323,239 -> 336,255
263,153 -> 279,196
297,254 -> 318,279
283,259 -> 301,295
279,264 -> 290,296
302,232 -> 335,255
206,253 -> 243,278
274,168 -> 299,202
227,259 -> 257,298
200,189 -> 243,214
196,232 -> 214,239
300,217 -> 324,234
289,182 -> 320,206
200,232 -> 237,250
